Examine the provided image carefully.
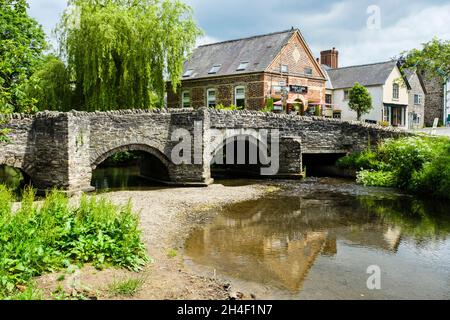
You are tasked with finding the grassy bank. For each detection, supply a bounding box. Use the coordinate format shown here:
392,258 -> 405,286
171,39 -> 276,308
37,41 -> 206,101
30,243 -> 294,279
337,136 -> 450,200
0,186 -> 148,299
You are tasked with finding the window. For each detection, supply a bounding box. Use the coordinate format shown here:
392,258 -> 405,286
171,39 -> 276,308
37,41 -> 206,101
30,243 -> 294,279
208,64 -> 222,74
414,94 -> 422,105
344,90 -> 350,101
383,106 -> 390,123
235,86 -> 246,108
206,89 -> 217,108
393,83 -> 399,100
325,94 -> 332,105
183,69 -> 194,78
281,65 -> 289,73
237,62 -> 249,71
182,91 -> 190,108
304,67 -> 313,76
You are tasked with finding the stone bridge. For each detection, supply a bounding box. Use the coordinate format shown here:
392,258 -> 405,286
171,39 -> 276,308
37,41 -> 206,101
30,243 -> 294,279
0,108 -> 406,193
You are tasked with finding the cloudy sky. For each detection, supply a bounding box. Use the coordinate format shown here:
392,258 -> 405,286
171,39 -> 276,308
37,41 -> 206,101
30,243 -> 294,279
28,0 -> 450,67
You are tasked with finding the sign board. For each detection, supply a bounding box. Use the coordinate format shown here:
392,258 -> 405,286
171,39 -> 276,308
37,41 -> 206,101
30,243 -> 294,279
289,85 -> 308,94
273,105 -> 283,111
279,81 -> 286,86
431,118 -> 439,135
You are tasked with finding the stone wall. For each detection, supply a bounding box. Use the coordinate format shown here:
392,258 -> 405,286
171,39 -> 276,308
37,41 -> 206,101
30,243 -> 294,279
420,71 -> 445,126
0,109 -> 408,192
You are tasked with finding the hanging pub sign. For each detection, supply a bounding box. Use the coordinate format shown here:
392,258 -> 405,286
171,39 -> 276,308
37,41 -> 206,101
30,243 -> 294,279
289,85 -> 308,94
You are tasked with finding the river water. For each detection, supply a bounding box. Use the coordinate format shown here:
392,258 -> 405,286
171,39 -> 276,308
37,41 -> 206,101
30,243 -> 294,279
3,165 -> 450,299
184,178 -> 450,300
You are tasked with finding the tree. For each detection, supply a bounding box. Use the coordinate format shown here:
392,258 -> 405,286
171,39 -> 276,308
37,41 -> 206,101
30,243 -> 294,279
57,0 -> 202,111
0,0 -> 47,113
401,38 -> 450,82
25,55 -> 73,111
348,82 -> 372,121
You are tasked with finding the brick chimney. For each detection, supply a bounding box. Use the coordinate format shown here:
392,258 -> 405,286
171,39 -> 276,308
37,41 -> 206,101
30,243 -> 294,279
320,48 -> 339,69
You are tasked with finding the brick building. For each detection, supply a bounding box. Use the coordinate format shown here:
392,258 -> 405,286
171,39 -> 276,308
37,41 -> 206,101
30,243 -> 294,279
167,29 -> 327,111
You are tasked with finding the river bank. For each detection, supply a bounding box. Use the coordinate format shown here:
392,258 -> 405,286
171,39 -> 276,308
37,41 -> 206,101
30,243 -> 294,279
34,182 -> 271,300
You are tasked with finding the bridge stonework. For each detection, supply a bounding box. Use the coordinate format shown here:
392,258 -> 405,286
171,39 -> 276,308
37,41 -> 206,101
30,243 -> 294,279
0,109 -> 407,193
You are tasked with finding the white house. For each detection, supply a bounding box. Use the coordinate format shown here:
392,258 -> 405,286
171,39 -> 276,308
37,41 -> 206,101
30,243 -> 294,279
323,61 -> 414,128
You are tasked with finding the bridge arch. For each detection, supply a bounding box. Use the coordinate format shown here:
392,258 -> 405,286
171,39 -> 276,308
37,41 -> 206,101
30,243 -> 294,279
210,131 -> 272,177
91,143 -> 174,183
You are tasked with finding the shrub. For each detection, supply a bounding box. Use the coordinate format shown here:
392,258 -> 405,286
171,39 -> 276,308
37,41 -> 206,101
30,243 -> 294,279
0,187 -> 148,298
336,150 -> 382,171
356,170 -> 397,187
338,136 -> 450,199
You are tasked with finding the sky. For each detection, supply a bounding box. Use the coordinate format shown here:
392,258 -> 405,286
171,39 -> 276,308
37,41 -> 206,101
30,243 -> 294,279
28,0 -> 450,67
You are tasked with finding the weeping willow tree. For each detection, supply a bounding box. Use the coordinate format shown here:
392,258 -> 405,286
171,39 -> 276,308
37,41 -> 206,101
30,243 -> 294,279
57,0 -> 202,111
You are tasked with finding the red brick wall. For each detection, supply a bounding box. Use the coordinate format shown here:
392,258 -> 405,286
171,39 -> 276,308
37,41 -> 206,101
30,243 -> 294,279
167,31 -> 326,110
167,73 -> 265,110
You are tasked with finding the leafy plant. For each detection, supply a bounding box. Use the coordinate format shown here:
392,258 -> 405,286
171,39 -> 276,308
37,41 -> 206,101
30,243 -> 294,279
337,136 -> 450,199
0,186 -> 148,299
356,170 -> 397,187
213,104 -> 242,111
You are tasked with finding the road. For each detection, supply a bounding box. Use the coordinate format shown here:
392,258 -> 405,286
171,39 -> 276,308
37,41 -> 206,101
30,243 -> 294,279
412,127 -> 450,137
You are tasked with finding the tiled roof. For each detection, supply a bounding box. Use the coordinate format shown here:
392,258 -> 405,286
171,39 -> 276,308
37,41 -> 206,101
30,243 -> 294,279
326,61 -> 398,89
182,29 -> 296,80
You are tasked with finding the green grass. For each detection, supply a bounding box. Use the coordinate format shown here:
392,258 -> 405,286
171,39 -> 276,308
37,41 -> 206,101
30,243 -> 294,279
108,277 -> 144,296
0,186 -> 148,299
167,248 -> 178,258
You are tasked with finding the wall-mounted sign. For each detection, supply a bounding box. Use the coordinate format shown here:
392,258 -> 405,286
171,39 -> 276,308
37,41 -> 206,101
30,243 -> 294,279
289,85 -> 308,94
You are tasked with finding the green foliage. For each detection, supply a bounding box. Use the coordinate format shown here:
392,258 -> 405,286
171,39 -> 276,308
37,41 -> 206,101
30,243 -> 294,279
24,55 -> 73,112
57,0 -> 202,111
338,136 -> 450,199
108,277 -> 144,296
348,82 -> 373,121
0,118 -> 11,142
213,104 -> 242,111
100,151 -> 139,167
402,38 -> 450,82
337,150 -> 383,171
356,170 -> 397,188
262,98 -> 274,112
0,186 -> 148,299
0,0 -> 47,113
167,248 -> 178,258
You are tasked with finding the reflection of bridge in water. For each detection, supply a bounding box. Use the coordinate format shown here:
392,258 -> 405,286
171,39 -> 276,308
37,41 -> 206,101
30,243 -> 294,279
185,196 -> 403,293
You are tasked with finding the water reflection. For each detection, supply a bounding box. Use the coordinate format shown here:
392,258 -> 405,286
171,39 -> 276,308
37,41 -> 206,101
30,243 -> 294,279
185,182 -> 450,299
91,165 -> 166,192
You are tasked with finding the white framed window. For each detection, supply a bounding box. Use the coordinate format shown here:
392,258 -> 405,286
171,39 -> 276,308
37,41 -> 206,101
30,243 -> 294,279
183,69 -> 194,78
206,88 -> 217,108
304,67 -> 313,76
182,91 -> 190,108
344,89 -> 350,101
281,65 -> 289,73
209,64 -> 222,74
237,62 -> 249,71
393,83 -> 400,100
235,86 -> 246,108
414,94 -> 422,105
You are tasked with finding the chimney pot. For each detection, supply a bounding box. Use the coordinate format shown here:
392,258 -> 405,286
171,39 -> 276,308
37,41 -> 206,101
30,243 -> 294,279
320,48 -> 339,69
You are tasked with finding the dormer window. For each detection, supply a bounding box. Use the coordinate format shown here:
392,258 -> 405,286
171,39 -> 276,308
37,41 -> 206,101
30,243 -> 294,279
237,62 -> 249,71
183,69 -> 194,78
209,64 -> 222,74
281,65 -> 289,73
